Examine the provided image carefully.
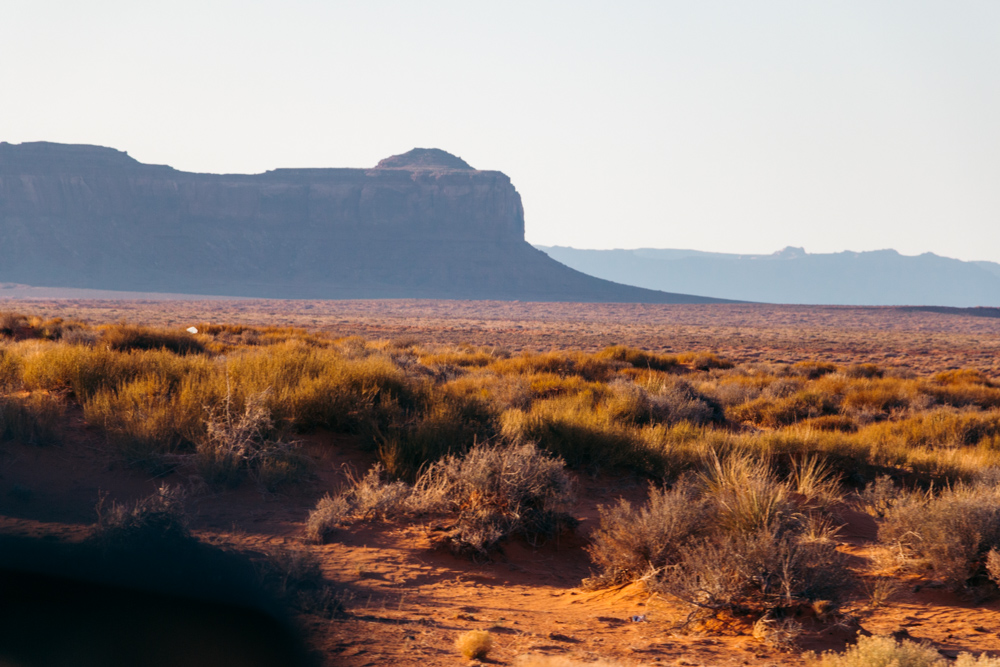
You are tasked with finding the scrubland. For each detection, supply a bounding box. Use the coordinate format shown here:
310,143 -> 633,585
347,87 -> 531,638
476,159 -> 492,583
3,304 -> 1000,665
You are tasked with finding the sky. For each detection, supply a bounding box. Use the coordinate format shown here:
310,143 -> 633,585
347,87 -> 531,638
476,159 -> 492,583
4,1 -> 1000,262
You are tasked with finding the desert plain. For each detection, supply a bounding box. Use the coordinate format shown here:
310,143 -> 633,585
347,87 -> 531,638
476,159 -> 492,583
2,297 -> 1000,667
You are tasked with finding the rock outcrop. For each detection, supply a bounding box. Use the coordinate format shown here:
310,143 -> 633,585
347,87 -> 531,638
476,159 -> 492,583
0,142 -> 725,303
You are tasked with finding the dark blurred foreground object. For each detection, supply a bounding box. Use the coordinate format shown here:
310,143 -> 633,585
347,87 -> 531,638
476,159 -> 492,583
0,534 -> 315,667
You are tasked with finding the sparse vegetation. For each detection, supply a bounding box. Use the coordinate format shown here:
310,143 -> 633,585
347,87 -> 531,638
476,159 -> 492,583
9,310 -> 1000,659
455,630 -> 493,660
90,484 -> 193,553
586,452 -> 851,625
306,442 -> 574,556
879,480 -> 1000,591
804,634 -> 1000,667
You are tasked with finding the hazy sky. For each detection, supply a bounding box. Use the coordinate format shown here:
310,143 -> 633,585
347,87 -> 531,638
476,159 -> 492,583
5,1 -> 999,262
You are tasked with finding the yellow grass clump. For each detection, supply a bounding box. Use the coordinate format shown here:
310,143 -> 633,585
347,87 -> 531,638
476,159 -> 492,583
455,630 -> 493,660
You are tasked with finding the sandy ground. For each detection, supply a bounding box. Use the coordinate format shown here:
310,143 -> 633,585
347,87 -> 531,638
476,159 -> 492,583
2,300 -> 1000,664
4,423 -> 1000,666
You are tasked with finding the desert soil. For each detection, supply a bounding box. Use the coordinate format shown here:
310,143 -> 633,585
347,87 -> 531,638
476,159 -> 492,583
2,299 -> 1000,665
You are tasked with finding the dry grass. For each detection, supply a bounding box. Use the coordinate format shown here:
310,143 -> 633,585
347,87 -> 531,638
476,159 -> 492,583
805,634 -> 1000,667
587,452 -> 852,622
306,442 -> 575,557
879,481 -> 1000,590
455,630 -> 492,660
3,313 -> 998,489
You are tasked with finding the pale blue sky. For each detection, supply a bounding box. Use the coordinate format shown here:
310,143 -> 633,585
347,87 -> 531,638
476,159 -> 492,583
4,1 -> 999,261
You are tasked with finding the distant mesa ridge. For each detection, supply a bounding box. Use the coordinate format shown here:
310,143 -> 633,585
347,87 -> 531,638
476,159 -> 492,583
538,245 -> 1000,307
0,141 -> 725,303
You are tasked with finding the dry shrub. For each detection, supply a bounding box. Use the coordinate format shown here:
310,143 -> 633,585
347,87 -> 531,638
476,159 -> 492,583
90,485 -> 193,553
83,374 -> 207,471
642,376 -> 721,425
419,442 -> 576,555
0,312 -> 86,341
101,324 -> 206,355
419,348 -> 497,368
0,348 -> 22,389
196,390 -> 308,490
376,388 -> 497,480
0,311 -> 24,337
879,482 -> 1000,590
805,634 -> 944,667
306,443 -> 574,557
585,479 -> 709,588
728,391 -> 838,428
857,475 -> 902,519
489,351 -> 617,382
677,351 -> 734,370
844,363 -> 883,379
710,377 -> 765,407
455,630 -> 492,660
0,392 -> 64,445
588,453 -> 851,620
792,361 -> 838,379
934,369 -> 994,386
840,378 -> 915,416
752,613 -> 803,649
599,345 -> 679,372
304,494 -> 353,543
862,409 -> 1000,450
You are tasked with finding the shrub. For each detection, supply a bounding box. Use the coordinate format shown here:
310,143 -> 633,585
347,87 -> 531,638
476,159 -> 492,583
677,352 -> 734,370
588,453 -> 852,619
599,345 -> 679,372
804,634 -> 944,667
82,371 -> 214,471
792,361 -> 838,379
0,392 -> 64,445
455,630 -> 492,660
90,485 -> 193,553
585,479 -> 709,588
728,391 -> 838,428
500,394 -> 641,470
418,442 -> 576,555
844,363 -> 883,379
376,388 -> 497,480
661,518 -> 846,617
879,482 -> 1000,590
304,494 -> 353,543
196,390 -> 309,490
307,443 -> 575,557
100,324 -> 206,355
638,376 -> 721,426
0,348 -> 22,389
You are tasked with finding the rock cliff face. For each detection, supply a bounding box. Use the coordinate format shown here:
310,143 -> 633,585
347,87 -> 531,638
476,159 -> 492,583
0,142 -> 723,302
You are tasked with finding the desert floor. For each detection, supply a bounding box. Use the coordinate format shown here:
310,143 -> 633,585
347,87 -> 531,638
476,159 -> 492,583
2,298 -> 1000,666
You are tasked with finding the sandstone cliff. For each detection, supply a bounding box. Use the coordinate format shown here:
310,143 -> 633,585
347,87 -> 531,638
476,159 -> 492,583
0,142 -> 724,303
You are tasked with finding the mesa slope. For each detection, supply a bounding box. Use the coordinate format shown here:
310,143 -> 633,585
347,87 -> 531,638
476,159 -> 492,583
0,142 -> 724,303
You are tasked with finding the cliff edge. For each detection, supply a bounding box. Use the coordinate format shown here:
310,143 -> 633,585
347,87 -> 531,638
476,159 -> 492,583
0,142 -> 727,303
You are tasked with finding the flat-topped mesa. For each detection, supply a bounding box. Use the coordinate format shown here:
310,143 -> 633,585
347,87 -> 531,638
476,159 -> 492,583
375,148 -> 475,171
0,141 -> 145,172
0,141 -> 729,303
